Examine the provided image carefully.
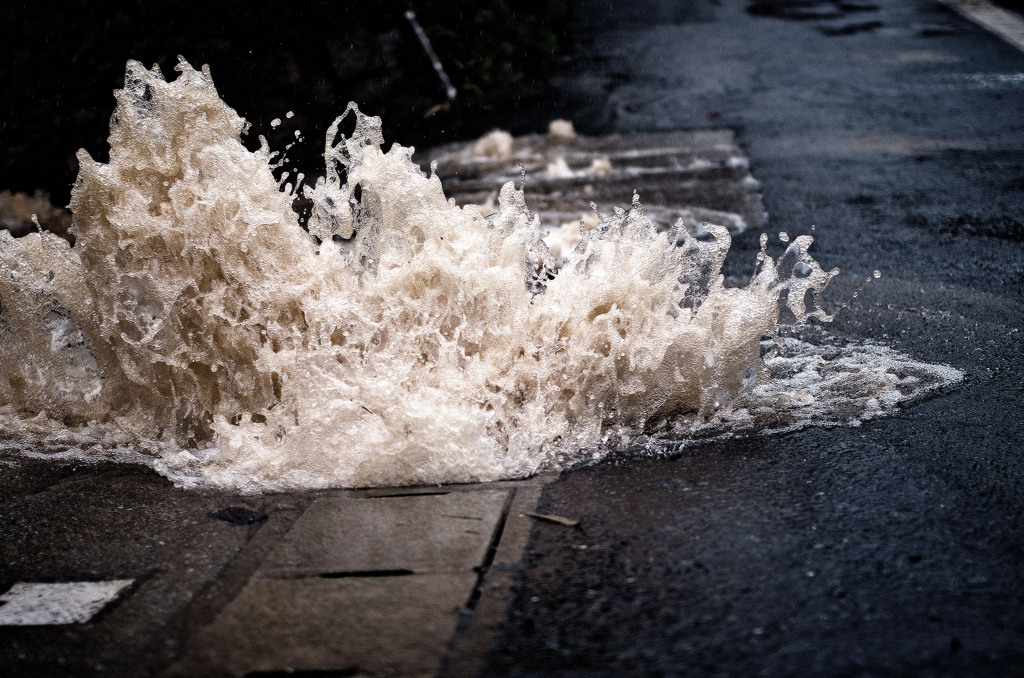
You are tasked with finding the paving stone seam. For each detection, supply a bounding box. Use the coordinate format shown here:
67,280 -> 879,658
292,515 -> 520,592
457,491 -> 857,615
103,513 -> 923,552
459,486 -> 516,606
439,479 -> 549,677
166,483 -> 544,676
161,503 -> 310,676
437,487 -> 517,678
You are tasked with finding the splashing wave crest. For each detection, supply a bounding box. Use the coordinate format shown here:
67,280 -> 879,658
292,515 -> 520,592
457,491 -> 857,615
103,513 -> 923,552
0,59 -> 961,491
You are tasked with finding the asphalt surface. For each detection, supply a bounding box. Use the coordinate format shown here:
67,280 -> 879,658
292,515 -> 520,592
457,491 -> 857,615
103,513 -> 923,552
481,1 -> 1024,676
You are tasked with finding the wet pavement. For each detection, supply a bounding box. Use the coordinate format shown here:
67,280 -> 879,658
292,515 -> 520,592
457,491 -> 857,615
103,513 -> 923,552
0,455 -> 550,676
2,0 -> 1024,676
482,0 -> 1024,676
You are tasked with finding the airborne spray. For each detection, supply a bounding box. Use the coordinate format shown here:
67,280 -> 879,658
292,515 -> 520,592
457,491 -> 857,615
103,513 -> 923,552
0,59 -> 962,492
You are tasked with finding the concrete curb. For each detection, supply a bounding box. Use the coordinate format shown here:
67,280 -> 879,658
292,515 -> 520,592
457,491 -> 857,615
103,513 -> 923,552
940,0 -> 1024,52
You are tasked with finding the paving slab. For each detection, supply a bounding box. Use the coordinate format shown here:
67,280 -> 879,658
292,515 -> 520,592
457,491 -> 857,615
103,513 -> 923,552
0,459 -> 276,676
418,130 -> 766,234
439,480 -> 551,677
259,490 -> 509,577
170,573 -> 477,677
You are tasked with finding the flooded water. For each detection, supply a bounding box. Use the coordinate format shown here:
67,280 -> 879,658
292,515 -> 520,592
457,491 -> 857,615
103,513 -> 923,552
0,59 -> 962,492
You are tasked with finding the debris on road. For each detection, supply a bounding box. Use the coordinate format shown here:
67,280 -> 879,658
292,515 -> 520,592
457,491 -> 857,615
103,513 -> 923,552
527,512 -> 581,527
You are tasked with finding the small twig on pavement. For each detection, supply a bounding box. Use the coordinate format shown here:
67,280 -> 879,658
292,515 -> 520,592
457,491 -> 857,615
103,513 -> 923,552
527,512 -> 580,527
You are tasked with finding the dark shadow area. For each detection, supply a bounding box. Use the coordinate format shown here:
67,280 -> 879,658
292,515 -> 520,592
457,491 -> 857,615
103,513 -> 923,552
1,0 -> 572,207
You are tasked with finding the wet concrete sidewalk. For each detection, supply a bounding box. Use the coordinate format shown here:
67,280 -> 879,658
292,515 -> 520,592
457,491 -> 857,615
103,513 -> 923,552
0,454 -> 550,676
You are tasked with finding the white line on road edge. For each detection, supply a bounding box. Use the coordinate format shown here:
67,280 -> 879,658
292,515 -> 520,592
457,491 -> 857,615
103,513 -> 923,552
941,0 -> 1024,53
0,580 -> 134,625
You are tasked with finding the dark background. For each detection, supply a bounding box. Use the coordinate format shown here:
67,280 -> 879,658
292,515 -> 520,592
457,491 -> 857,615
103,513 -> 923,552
1,0 -> 571,207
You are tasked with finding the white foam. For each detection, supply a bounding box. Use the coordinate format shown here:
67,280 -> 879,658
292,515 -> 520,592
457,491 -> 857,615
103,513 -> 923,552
0,59 -> 963,492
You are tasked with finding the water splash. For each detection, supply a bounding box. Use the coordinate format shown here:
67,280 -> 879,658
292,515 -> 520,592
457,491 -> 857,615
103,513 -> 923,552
0,58 -> 961,492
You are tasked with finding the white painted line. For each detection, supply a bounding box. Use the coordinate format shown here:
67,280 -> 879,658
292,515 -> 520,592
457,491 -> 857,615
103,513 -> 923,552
0,580 -> 134,625
941,0 -> 1024,53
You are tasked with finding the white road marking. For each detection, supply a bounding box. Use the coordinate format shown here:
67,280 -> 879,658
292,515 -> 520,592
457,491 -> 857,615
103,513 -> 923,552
941,0 -> 1024,53
0,580 -> 134,625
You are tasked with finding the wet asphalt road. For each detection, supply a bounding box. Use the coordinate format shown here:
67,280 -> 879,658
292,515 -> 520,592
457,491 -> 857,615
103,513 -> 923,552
482,1 -> 1024,676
